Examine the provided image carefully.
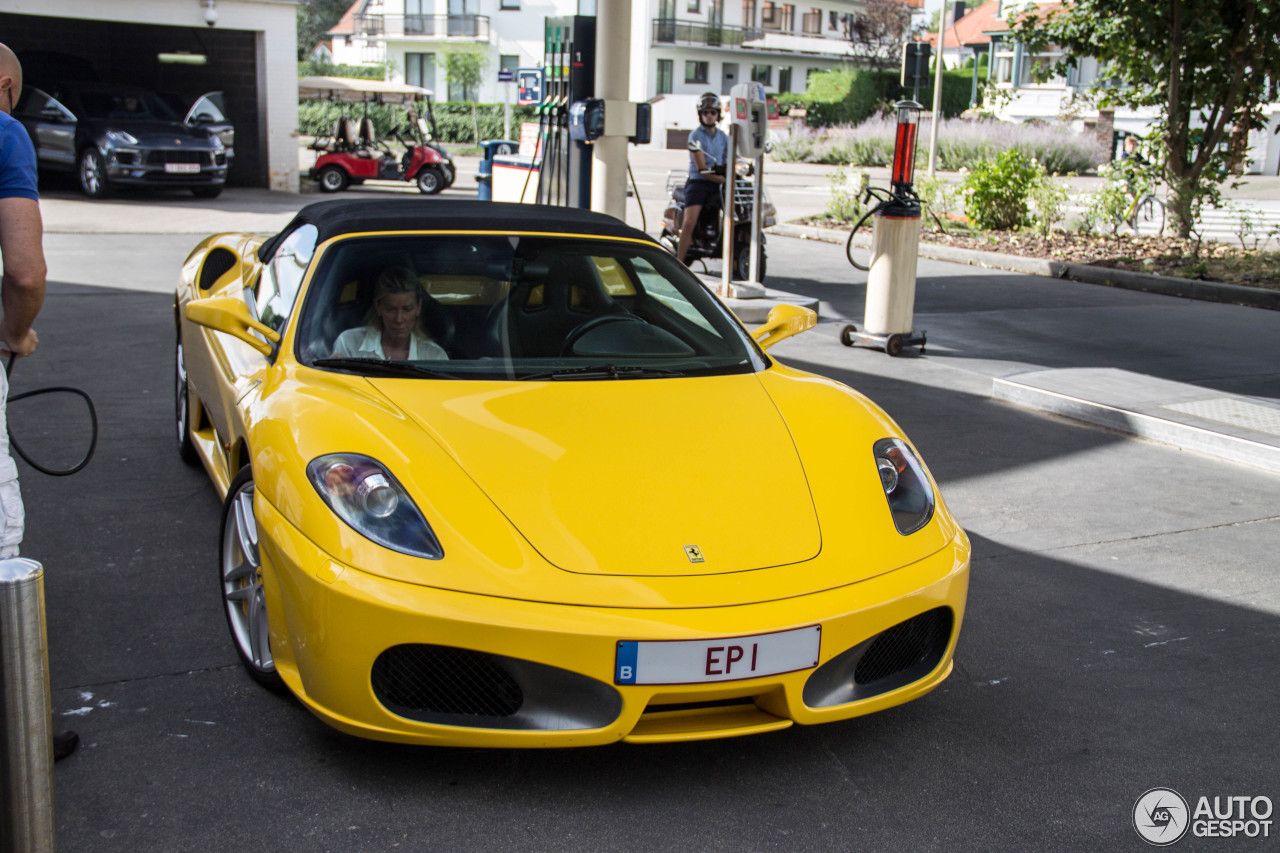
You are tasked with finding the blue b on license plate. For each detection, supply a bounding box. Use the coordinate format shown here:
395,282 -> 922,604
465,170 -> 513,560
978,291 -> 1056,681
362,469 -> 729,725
615,626 -> 821,685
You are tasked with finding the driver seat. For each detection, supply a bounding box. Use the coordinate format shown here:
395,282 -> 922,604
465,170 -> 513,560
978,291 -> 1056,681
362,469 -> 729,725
480,257 -> 620,359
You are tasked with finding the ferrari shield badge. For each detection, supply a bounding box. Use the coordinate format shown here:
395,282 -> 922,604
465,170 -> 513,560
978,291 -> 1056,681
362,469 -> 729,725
684,545 -> 705,563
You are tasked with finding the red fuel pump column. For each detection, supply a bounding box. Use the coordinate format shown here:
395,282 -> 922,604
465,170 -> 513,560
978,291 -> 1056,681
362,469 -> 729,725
846,100 -> 927,356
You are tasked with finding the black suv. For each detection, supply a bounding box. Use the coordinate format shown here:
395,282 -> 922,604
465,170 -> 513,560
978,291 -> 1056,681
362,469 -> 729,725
15,82 -> 228,198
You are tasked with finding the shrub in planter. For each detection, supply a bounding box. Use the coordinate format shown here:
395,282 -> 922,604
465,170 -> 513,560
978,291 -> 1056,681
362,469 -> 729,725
962,149 -> 1040,231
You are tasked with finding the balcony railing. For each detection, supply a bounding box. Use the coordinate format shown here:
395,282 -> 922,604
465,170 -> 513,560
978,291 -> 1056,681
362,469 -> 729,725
651,17 -> 851,53
651,19 -> 762,48
355,14 -> 490,40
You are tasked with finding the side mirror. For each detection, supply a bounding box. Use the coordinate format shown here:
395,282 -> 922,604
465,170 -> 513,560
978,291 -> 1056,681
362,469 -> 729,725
185,296 -> 281,356
750,303 -> 817,351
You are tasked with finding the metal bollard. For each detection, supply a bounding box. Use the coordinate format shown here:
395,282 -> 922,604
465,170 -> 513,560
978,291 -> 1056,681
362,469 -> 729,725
1,558 -> 56,853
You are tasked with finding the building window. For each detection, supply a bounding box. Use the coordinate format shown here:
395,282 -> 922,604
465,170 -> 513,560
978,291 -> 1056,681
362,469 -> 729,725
991,38 -> 1016,84
657,59 -> 674,95
802,7 -> 820,33
500,0 -> 520,8
751,64 -> 771,84
828,10 -> 838,29
685,60 -> 709,84
761,2 -> 793,31
1020,47 -> 1066,85
743,0 -> 756,28
688,0 -> 701,10
405,52 -> 436,93
778,66 -> 792,93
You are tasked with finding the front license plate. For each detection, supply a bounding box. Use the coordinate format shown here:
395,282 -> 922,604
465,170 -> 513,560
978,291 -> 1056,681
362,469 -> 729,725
615,626 -> 820,685
164,163 -> 200,174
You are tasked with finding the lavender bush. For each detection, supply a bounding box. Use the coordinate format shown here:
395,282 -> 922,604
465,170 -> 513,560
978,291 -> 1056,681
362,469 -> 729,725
772,117 -> 1105,175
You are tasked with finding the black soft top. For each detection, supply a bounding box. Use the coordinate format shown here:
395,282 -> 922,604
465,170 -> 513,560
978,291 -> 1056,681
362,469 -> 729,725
259,199 -> 654,261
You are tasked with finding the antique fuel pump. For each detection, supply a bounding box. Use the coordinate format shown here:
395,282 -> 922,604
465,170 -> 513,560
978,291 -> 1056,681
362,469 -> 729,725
839,99 -> 927,357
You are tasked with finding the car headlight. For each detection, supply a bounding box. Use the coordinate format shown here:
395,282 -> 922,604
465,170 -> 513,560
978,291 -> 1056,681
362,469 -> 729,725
306,453 -> 444,559
105,129 -> 138,145
873,438 -> 935,535
209,134 -> 225,149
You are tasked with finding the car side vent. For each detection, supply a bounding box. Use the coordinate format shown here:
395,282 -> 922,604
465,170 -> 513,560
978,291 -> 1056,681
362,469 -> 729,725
372,644 -> 523,718
854,608 -> 952,685
198,248 -> 237,292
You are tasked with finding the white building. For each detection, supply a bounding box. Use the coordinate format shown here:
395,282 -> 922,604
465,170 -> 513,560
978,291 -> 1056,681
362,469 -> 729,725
328,0 -> 585,102
328,0 -> 927,147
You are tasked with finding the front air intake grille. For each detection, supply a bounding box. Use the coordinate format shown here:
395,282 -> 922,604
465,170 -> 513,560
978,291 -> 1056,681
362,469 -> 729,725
803,607 -> 955,709
854,608 -> 952,685
147,150 -> 206,165
372,644 -> 523,718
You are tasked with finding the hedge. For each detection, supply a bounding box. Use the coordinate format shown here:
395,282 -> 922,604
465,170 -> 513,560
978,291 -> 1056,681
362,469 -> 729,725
299,101 -> 538,144
776,66 -> 977,128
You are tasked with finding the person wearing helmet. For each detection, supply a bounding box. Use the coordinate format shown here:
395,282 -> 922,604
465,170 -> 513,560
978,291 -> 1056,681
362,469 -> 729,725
676,92 -> 729,265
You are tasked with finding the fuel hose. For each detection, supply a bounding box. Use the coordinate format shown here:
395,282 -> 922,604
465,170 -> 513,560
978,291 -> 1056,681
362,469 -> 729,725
5,354 -> 98,477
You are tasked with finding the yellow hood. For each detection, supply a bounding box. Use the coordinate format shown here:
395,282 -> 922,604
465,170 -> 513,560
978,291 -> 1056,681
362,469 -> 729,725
372,375 -> 821,577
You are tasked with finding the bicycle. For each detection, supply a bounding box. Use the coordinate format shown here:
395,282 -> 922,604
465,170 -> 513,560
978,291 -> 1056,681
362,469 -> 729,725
1126,191 -> 1166,236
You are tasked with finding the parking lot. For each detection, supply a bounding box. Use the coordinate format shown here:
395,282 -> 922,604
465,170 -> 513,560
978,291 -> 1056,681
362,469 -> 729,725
22,155 -> 1280,851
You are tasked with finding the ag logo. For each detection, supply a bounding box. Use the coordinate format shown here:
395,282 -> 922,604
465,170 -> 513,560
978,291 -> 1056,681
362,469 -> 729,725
1134,788 -> 1190,846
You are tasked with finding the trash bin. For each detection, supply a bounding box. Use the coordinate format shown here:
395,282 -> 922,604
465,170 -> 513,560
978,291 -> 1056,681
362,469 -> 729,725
477,139 -> 517,202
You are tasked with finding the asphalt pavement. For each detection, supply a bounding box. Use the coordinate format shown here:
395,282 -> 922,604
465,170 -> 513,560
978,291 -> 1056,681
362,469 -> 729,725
21,167 -> 1280,851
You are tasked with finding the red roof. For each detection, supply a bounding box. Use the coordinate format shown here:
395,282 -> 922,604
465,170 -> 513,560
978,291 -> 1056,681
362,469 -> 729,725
326,0 -> 365,36
922,0 -> 1004,49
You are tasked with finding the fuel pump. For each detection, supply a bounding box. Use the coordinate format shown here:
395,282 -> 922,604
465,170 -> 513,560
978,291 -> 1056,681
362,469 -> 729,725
838,99 -> 928,357
720,82 -> 769,296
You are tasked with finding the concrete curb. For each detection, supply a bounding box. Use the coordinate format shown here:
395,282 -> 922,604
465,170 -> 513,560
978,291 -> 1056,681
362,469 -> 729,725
769,222 -> 1280,311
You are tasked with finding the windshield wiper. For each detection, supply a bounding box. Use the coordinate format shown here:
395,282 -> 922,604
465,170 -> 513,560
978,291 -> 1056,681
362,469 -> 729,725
311,357 -> 460,380
519,364 -> 687,381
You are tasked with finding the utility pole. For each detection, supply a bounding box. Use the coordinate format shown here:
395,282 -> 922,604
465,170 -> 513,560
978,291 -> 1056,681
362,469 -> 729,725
926,1 -> 960,177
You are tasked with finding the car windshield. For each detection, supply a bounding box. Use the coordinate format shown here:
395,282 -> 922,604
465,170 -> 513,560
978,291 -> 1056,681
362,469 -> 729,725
71,87 -> 179,121
295,234 -> 765,380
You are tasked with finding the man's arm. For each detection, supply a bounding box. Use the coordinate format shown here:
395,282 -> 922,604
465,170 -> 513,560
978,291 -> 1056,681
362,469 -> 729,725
0,195 -> 46,358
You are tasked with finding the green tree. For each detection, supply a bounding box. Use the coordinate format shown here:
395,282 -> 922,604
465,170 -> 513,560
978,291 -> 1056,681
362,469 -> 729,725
296,0 -> 353,61
443,48 -> 489,142
1013,0 -> 1280,238
845,0 -> 922,69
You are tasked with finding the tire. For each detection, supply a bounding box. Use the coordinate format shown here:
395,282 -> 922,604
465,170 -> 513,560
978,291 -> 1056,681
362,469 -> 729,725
175,332 -> 200,467
219,467 -> 285,691
78,148 -> 111,198
839,325 -> 857,347
886,334 -> 904,357
1135,196 -> 1166,236
416,166 -> 444,195
317,164 -> 349,193
734,243 -> 766,282
192,186 -> 223,199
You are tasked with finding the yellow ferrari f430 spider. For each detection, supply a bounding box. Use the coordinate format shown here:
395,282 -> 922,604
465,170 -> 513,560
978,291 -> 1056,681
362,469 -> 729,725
175,199 -> 969,747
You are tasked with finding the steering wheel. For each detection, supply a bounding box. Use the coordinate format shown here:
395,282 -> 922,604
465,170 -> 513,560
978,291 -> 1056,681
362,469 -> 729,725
561,314 -> 647,356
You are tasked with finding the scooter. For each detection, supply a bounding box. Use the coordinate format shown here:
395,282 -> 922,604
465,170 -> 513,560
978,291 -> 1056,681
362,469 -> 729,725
660,163 -> 772,282
301,76 -> 456,195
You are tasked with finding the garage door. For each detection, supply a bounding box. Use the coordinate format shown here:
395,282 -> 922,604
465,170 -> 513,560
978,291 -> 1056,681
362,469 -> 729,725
0,12 -> 264,188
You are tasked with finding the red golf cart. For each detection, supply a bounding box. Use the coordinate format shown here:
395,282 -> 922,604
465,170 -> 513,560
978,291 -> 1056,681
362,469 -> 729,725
302,76 -> 455,195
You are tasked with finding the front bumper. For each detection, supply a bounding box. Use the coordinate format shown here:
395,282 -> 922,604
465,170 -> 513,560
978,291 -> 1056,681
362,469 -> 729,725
257,495 -> 970,747
108,148 -> 227,188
